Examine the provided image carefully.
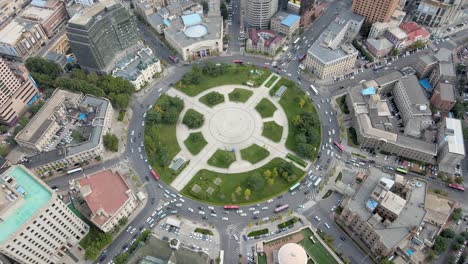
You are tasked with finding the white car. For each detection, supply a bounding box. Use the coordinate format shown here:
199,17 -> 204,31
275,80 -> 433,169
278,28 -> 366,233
207,206 -> 215,210
324,223 -> 330,229
222,217 -> 229,221
142,121 -> 145,127
240,213 -> 247,216
198,211 -> 205,215
131,130 -> 135,136
175,203 -> 182,207
188,208 -> 194,212
314,216 -> 320,221
248,207 -> 256,211
252,211 -> 260,215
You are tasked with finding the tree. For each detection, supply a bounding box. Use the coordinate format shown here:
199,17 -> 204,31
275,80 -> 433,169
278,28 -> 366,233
25,57 -> 62,78
235,186 -> 242,195
19,117 -> 29,128
432,236 -> 448,254
425,250 -> 436,262
29,101 -> 45,115
0,125 -> 7,134
118,217 -> 128,226
206,92 -> 224,105
244,188 -> 251,199
298,98 -> 306,108
267,178 -> 275,185
391,48 -> 399,56
451,208 -> 463,221
272,168 -> 278,178
440,228 -> 455,239
220,3 -> 228,19
263,169 -> 272,178
182,109 -> 205,129
103,133 -> 119,152
248,173 -> 265,190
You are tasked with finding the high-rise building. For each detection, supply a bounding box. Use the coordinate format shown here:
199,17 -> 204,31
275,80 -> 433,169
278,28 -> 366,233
0,165 -> 89,264
66,0 -> 141,73
351,0 -> 399,24
246,0 -> 278,29
412,0 -> 464,28
0,58 -> 39,125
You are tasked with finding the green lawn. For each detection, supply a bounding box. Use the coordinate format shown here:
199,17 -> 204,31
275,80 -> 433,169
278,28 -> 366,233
258,254 -> 267,264
255,98 -> 277,118
184,132 -> 207,155
265,75 -> 279,88
240,144 -> 270,164
181,158 -> 304,205
270,78 -> 321,160
228,88 -> 253,102
207,149 -> 236,168
262,121 -> 283,142
175,65 -> 270,96
199,91 -> 225,107
299,229 -> 338,264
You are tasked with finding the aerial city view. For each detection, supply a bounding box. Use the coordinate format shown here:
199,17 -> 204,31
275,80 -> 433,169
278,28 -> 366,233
0,0 -> 467,263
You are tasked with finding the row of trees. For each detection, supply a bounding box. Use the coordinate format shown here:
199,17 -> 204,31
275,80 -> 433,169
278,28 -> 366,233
292,111 -> 321,159
25,57 -> 134,109
181,62 -> 229,85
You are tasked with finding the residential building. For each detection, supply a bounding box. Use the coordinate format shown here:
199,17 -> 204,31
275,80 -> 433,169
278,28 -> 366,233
246,0 -> 278,29
430,83 -> 456,111
16,89 -> 113,176
66,0 -> 141,73
384,26 -> 407,49
304,10 -> 363,79
73,169 -> 138,232
414,54 -> 438,79
0,18 -> 49,59
351,0 -> 400,24
19,0 -> 68,38
164,13 -> 223,61
246,29 -> 283,56
0,58 -> 39,125
270,11 -> 300,39
0,0 -> 29,26
437,117 -> 465,175
368,9 -> 406,38
399,22 -> 430,47
366,38 -> 393,58
412,0 -> 465,28
112,47 -> 162,90
0,165 -> 89,264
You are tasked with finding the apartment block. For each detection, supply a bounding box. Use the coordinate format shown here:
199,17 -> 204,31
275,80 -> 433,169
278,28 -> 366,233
351,0 -> 399,24
437,117 -> 465,175
19,0 -> 68,38
430,83 -> 456,111
0,58 -> 39,125
412,0 -> 465,28
414,54 -> 438,79
0,165 -> 89,264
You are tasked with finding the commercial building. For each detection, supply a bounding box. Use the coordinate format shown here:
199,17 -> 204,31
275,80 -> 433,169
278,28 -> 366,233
246,29 -> 283,56
351,0 -> 399,24
304,10 -> 363,79
164,13 -> 223,61
437,117 -> 465,175
0,0 -> 29,25
0,18 -> 49,60
112,47 -> 162,90
0,165 -> 89,264
0,58 -> 39,125
19,0 -> 68,38
246,0 -> 278,29
270,11 -> 300,39
66,0 -> 141,73
366,38 -> 394,58
16,89 -> 113,176
73,169 -> 138,232
412,0 -> 465,28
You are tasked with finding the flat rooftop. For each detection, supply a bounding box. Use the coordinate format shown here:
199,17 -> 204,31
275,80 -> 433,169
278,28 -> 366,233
444,117 -> 465,156
21,5 -> 54,21
68,0 -> 118,26
164,15 -> 222,47
0,166 -> 52,243
281,14 -> 300,27
0,18 -> 37,45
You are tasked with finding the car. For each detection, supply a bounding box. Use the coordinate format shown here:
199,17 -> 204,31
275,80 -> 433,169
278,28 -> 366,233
222,217 -> 229,221
331,206 -> 336,212
198,211 -> 205,215
248,207 -> 255,211
131,130 -> 134,136
130,227 -> 136,234
340,236 -> 346,241
122,243 -> 128,250
233,234 -> 239,241
188,208 -> 194,212
324,223 -> 330,229
141,121 -> 145,127
314,216 -> 320,221
240,213 -> 247,216
252,211 -> 260,215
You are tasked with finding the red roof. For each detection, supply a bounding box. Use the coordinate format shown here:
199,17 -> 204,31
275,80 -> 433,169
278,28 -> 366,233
79,170 -> 131,226
248,29 -> 282,48
399,22 -> 430,43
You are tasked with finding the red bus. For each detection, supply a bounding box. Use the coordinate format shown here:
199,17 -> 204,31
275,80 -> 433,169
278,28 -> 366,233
274,204 -> 289,213
168,55 -> 179,63
150,169 -> 160,180
448,184 -> 465,192
333,141 -> 345,152
224,205 -> 240,210
298,54 -> 306,62
233,60 -> 243,64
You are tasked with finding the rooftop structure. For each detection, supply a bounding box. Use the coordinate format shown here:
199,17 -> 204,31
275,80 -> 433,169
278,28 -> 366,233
366,38 -> 393,58
437,117 -> 465,175
19,0 -> 68,38
270,11 -> 300,38
246,29 -> 284,56
277,243 -> 308,264
0,18 -> 48,59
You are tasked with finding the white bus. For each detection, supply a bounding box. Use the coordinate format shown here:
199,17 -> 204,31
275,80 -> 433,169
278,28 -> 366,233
67,167 -> 83,174
313,178 -> 322,187
282,46 -> 289,52
310,85 -> 318,95
293,37 -> 300,44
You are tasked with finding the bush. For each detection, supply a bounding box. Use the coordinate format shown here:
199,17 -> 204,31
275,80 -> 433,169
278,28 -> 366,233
286,153 -> 307,167
277,217 -> 298,229
182,109 -> 205,129
440,228 -> 456,239
103,133 -> 119,152
146,95 -> 184,125
117,110 -> 126,121
247,228 -> 269,237
451,208 -> 463,221
247,173 -> 265,190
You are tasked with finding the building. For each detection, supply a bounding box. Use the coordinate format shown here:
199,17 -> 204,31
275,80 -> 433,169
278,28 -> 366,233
73,169 -> 138,232
246,29 -> 283,56
351,0 -> 399,24
399,22 -> 430,47
366,38 -> 394,58
0,0 -> 29,25
437,117 -> 465,175
368,9 -> 406,38
430,83 -> 456,111
16,89 -> 113,176
383,26 -> 407,49
412,0 -> 465,28
164,13 -> 223,61
19,0 -> 68,38
270,11 -> 300,39
0,165 -> 89,264
66,0 -> 141,73
277,243 -> 307,264
74,0 -> 96,6
246,0 -> 278,29
285,0 -> 315,27
112,47 -> 162,90
346,72 -> 438,164
304,10 -> 363,79
414,54 -> 438,79
0,58 -> 39,125
0,18 -> 49,59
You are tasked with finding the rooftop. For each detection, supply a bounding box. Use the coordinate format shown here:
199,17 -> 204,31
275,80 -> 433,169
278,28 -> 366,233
278,243 -> 308,264
78,170 -> 132,226
181,13 -> 201,26
398,75 -> 429,106
21,5 -> 54,21
387,26 -> 407,40
399,22 -> 430,42
164,15 -> 222,47
438,83 -> 455,101
68,0 -> 118,26
0,166 -> 52,243
113,47 -> 158,81
248,29 -> 282,48
443,117 -> 465,156
367,38 -> 393,51
0,18 -> 38,45
281,14 -> 300,27
424,192 -> 454,226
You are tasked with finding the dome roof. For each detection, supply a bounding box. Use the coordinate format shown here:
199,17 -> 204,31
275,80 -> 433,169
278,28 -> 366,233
278,243 -> 308,264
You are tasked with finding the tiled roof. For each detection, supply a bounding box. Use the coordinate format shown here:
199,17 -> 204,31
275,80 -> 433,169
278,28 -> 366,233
399,22 -> 430,42
248,29 -> 282,48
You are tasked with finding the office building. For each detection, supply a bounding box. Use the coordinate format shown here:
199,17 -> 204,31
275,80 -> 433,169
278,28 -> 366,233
246,0 -> 278,29
270,11 -> 300,39
352,0 -> 399,24
73,169 -> 138,232
66,0 -> 141,73
304,10 -> 363,79
246,29 -> 283,56
437,117 -> 465,175
0,18 -> 49,60
19,0 -> 68,38
164,13 -> 223,61
0,58 -> 39,125
367,9 -> 406,38
412,0 -> 465,28
0,165 -> 89,264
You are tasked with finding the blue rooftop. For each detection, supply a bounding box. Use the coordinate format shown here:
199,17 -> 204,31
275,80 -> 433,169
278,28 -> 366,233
362,87 -> 376,95
281,14 -> 300,27
419,78 -> 432,91
181,13 -> 202,27
366,198 -> 378,211
163,19 -> 171,27
406,249 -> 413,256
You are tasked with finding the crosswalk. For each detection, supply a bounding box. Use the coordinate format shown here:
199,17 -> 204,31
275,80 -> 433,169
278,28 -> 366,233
227,223 -> 243,231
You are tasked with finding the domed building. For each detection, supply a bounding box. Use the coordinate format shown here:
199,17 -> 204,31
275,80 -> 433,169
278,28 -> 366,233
277,243 -> 308,264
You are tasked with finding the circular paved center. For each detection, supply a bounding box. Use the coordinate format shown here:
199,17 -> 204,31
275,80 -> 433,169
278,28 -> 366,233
209,107 -> 255,144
